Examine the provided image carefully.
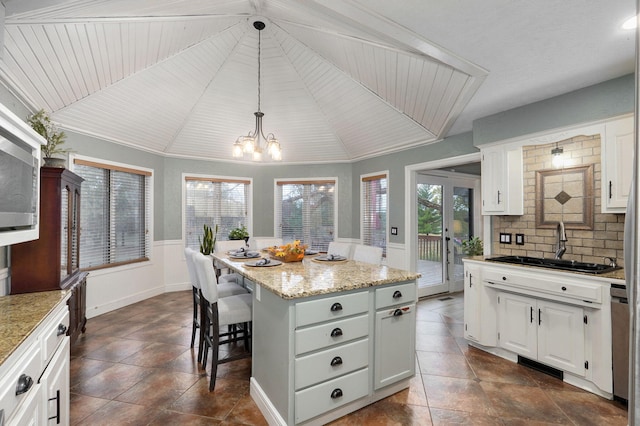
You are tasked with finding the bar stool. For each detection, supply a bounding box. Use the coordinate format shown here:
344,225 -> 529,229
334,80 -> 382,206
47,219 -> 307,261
214,240 -> 246,284
352,244 -> 383,265
185,247 -> 247,363
193,251 -> 253,391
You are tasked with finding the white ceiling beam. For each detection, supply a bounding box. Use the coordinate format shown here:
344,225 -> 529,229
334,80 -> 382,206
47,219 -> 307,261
295,0 -> 488,78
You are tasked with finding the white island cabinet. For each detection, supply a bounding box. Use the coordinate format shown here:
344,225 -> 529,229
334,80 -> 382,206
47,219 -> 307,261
0,291 -> 70,426
215,254 -> 419,425
463,257 -> 619,399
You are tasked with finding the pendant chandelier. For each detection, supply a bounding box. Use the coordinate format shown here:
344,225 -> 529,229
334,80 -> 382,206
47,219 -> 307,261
232,20 -> 282,161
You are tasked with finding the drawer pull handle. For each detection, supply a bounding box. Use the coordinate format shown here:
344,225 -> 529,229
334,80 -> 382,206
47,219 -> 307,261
57,323 -> 68,336
330,328 -> 343,337
330,302 -> 343,312
15,374 -> 33,396
330,388 -> 343,399
393,308 -> 403,317
330,356 -> 343,366
561,286 -> 567,291
393,290 -> 402,299
48,389 -> 61,424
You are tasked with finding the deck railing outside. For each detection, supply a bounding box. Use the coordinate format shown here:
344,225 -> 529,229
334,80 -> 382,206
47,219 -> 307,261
418,234 -> 442,261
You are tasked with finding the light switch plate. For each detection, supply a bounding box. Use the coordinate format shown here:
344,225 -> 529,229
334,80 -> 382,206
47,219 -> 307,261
500,233 -> 512,244
516,234 -> 525,245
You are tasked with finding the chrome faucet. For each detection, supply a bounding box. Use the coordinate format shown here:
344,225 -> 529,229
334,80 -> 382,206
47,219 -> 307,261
554,221 -> 568,259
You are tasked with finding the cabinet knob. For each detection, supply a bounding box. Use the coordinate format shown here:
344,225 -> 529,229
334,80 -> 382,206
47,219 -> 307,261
330,388 -> 343,399
502,276 -> 507,281
330,328 -> 343,337
15,374 -> 33,396
330,356 -> 343,366
57,323 -> 68,336
330,302 -> 343,312
392,290 -> 402,299
561,286 -> 567,291
393,308 -> 403,317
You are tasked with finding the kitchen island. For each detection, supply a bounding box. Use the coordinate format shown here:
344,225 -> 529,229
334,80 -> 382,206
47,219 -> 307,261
214,253 -> 420,425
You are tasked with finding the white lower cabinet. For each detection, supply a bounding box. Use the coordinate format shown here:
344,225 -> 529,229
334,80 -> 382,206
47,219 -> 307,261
374,304 -> 415,389
497,292 -> 585,375
463,259 -> 614,398
40,338 -> 70,425
463,264 -> 482,342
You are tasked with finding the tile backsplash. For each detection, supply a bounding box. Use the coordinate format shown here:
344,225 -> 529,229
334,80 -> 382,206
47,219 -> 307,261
492,134 -> 625,267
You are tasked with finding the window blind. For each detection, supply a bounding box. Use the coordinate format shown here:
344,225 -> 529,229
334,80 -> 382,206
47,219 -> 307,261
362,173 -> 387,256
184,177 -> 249,249
276,180 -> 335,251
74,160 -> 151,269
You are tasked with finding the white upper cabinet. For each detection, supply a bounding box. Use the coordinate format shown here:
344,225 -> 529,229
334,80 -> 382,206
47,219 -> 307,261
481,144 -> 523,215
602,115 -> 634,213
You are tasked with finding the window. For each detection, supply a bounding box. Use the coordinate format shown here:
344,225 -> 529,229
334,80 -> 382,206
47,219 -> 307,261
276,179 -> 336,252
73,158 -> 152,270
362,173 -> 387,256
184,176 -> 250,250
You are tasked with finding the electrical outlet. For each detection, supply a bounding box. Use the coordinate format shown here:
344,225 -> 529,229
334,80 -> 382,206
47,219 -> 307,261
516,233 -> 525,245
500,233 -> 512,244
391,227 -> 398,235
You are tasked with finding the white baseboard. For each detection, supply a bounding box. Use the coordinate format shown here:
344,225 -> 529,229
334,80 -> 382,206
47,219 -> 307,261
250,378 -> 287,426
86,285 -> 164,319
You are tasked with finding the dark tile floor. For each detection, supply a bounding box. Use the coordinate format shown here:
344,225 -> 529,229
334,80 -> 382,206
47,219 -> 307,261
70,291 -> 628,425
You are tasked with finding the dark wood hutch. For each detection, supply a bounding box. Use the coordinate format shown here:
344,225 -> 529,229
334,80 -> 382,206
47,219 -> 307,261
11,167 -> 88,346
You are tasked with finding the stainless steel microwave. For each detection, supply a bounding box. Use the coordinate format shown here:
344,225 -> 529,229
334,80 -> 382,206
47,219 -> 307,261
0,104 -> 44,246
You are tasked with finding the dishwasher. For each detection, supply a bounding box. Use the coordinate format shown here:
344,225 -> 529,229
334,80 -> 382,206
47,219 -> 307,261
611,283 -> 629,402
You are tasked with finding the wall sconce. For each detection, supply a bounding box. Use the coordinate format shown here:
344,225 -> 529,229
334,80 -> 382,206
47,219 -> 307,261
551,143 -> 564,168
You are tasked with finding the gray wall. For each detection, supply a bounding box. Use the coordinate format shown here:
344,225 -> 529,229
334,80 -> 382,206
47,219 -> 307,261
473,74 -> 634,146
0,73 -> 634,248
351,132 -> 478,244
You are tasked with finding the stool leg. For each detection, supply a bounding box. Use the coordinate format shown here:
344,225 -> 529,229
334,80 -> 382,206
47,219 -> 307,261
190,287 -> 198,348
197,290 -> 206,364
209,307 -> 220,391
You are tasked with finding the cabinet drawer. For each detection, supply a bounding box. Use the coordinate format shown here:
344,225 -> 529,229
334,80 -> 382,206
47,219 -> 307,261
42,308 -> 69,368
375,282 -> 416,309
0,341 -> 41,423
295,338 -> 369,390
296,291 -> 369,328
295,367 -> 369,423
296,314 -> 369,355
483,267 -> 603,303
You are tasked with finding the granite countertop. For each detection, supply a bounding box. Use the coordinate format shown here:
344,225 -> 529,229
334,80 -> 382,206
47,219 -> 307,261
0,290 -> 69,366
214,254 -> 421,299
464,256 -> 625,282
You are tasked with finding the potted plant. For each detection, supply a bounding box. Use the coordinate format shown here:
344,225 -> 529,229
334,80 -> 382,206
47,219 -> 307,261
228,225 -> 249,241
199,224 -> 217,255
461,236 -> 484,256
27,109 -> 70,168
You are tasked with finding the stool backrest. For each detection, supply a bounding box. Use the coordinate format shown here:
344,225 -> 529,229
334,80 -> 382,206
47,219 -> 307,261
193,251 -> 219,304
251,237 -> 283,250
327,241 -> 353,258
352,244 -> 383,265
215,240 -> 246,253
184,247 -> 200,289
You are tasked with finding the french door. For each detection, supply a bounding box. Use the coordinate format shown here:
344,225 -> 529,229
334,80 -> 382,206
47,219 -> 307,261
416,173 -> 477,298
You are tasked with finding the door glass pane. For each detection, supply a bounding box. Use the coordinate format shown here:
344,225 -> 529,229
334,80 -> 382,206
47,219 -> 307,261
453,187 -> 473,285
417,183 -> 443,288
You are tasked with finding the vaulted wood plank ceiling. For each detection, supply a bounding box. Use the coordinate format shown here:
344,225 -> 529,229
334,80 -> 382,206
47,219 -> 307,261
1,0 -> 634,164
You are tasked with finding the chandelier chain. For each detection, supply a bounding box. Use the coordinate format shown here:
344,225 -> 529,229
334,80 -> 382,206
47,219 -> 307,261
257,27 -> 261,113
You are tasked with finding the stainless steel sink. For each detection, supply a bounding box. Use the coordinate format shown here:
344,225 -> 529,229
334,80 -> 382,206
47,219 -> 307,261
487,255 -> 620,274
